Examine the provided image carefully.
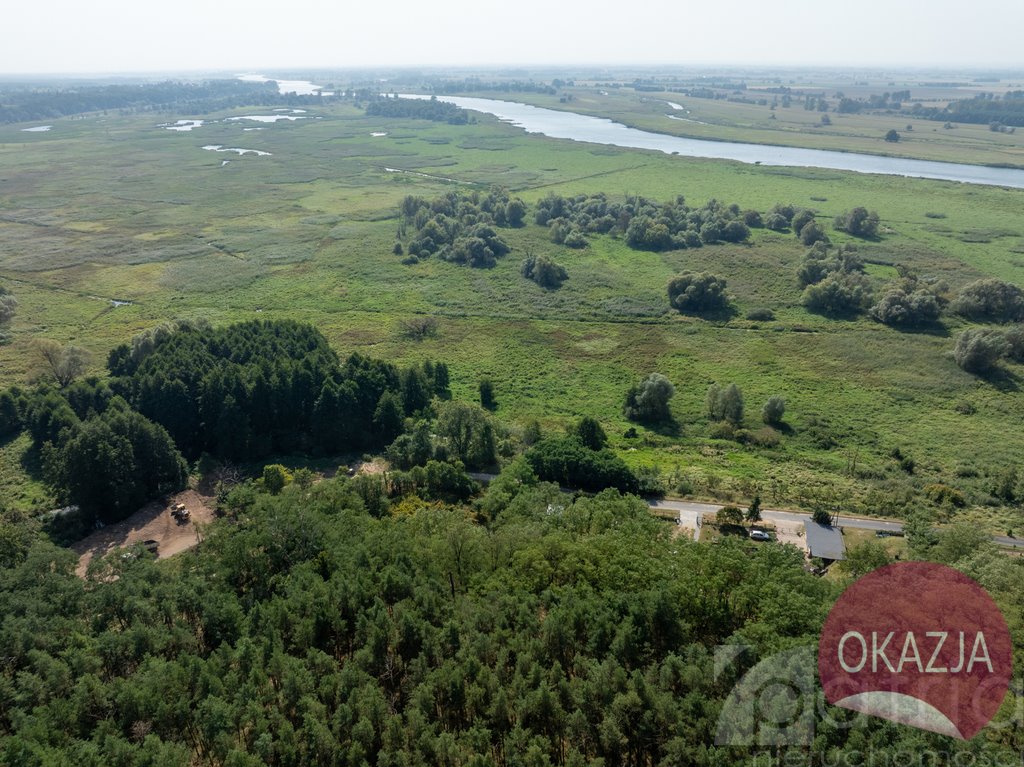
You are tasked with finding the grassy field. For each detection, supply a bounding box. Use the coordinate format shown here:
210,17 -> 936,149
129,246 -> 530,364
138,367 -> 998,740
2,99 -> 1024,533
469,84 -> 1024,168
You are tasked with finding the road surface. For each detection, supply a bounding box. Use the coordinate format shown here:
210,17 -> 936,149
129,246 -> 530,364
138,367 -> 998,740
468,473 -> 1024,548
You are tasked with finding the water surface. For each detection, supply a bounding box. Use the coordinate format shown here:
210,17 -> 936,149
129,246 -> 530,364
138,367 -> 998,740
404,94 -> 1024,189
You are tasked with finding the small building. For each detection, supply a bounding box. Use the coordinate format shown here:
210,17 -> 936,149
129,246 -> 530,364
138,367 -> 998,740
804,521 -> 846,563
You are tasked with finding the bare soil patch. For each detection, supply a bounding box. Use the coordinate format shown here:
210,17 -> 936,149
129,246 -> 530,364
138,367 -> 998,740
71,489 -> 216,577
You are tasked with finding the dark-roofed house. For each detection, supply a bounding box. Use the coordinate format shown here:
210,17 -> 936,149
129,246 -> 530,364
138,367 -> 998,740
804,521 -> 846,563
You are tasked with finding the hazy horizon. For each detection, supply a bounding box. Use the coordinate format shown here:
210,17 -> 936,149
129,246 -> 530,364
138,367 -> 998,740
4,0 -> 1024,76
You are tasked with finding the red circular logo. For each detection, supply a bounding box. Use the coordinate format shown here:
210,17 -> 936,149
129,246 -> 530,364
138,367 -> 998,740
819,562 -> 1012,740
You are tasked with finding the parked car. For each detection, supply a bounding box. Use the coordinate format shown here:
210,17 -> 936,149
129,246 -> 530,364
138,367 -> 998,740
749,529 -> 771,542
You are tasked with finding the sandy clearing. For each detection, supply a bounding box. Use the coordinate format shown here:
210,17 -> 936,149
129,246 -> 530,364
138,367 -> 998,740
71,489 -> 216,577
774,520 -> 808,555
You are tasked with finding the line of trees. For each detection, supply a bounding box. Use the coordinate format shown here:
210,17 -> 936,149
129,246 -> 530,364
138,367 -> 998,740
0,79 -> 302,124
366,95 -> 469,124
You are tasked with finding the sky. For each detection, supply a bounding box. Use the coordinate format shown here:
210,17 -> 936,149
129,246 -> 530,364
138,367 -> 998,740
4,0 -> 1024,75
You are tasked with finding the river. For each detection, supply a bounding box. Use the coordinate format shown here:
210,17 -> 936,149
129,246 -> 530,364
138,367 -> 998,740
401,95 -> 1024,189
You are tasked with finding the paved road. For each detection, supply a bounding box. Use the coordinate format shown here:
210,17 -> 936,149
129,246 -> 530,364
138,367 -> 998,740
653,499 -> 1024,548
469,474 -> 1024,549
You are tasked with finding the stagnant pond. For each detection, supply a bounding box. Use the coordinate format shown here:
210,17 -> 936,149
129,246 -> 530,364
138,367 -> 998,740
402,95 -> 1024,189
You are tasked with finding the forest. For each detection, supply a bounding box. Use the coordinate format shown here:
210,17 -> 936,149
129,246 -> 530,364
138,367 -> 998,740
1,458 -> 1021,765
0,79 -> 331,124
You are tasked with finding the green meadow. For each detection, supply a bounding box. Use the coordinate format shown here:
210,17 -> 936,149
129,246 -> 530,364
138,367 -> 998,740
2,101 -> 1024,532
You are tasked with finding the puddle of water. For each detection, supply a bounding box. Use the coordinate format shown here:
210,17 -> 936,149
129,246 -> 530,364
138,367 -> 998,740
227,114 -> 308,123
664,101 -> 685,111
667,114 -> 708,125
242,127 -> 264,131
384,166 -> 466,183
221,160 -> 230,167
110,299 -> 132,307
161,119 -> 206,132
371,132 -> 388,137
202,145 -> 272,156
21,125 -> 52,132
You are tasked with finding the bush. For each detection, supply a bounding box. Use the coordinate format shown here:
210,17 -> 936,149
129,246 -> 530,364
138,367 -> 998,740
667,272 -> 729,314
750,427 -> 781,448
745,308 -> 775,322
870,288 -> 941,327
720,220 -> 750,243
952,279 -> 1024,323
791,209 -> 815,236
762,395 -> 786,425
521,254 -> 568,289
833,207 -> 880,238
717,505 -> 745,527
706,383 -> 744,426
802,274 -> 870,316
262,464 -> 292,495
625,216 -> 673,251
1001,325 -> 1024,362
953,328 -> 1005,374
799,222 -> 830,246
574,416 -> 607,451
923,483 -> 966,508
623,373 -> 675,424
563,230 -> 588,248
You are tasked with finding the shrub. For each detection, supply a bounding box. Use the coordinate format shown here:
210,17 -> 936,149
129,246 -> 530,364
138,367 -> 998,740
717,505 -> 745,527
706,383 -> 743,426
791,209 -> 816,236
923,483 -> 966,508
720,220 -> 750,243
623,373 -> 675,424
750,427 -> 781,448
1001,325 -> 1024,362
745,308 -> 775,322
870,288 -> 941,327
762,395 -> 786,425
952,278 -> 1024,322
574,416 -> 607,451
667,272 -> 729,314
833,207 -> 880,238
521,254 -> 568,289
799,222 -> 829,246
953,328 -> 1005,373
802,274 -> 870,316
262,464 -> 292,494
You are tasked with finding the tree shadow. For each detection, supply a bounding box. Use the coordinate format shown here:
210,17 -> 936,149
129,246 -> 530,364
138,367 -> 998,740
888,321 -> 950,338
679,304 -> 740,323
645,418 -> 682,438
982,366 -> 1020,393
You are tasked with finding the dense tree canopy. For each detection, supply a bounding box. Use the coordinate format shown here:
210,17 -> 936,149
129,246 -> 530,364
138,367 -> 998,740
108,320 -> 446,460
1,468 -> 1020,764
366,95 -> 469,123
